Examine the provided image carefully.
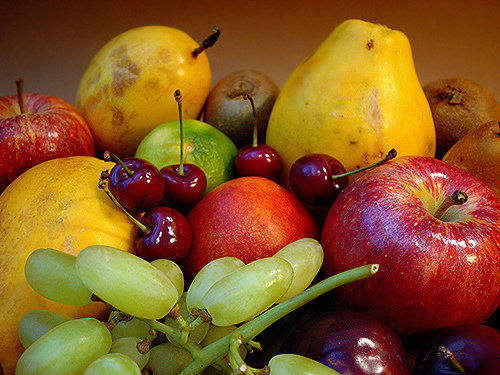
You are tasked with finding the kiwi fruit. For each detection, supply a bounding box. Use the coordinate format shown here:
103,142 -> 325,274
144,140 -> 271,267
423,77 -> 500,159
203,69 -> 280,149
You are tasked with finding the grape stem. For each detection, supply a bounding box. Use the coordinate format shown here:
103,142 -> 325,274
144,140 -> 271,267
178,263 -> 379,375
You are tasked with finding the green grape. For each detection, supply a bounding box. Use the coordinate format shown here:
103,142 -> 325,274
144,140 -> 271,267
109,311 -> 151,341
201,324 -> 247,360
186,257 -> 244,312
268,354 -> 341,375
76,245 -> 178,319
15,317 -> 112,375
24,248 -> 93,306
164,292 -> 209,345
83,353 -> 141,375
273,238 -> 324,303
203,257 -> 293,326
145,342 -> 193,375
150,258 -> 184,300
109,337 -> 150,369
18,309 -> 71,349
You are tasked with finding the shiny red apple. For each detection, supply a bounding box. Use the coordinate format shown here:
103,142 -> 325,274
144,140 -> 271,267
182,176 -> 319,279
321,156 -> 500,336
279,310 -> 411,374
414,324 -> 500,374
0,79 -> 94,192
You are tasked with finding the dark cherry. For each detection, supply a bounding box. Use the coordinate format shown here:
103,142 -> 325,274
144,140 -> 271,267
290,148 -> 397,207
235,143 -> 281,181
234,93 -> 281,181
160,163 -> 207,214
290,154 -> 348,207
279,310 -> 411,375
413,324 -> 500,375
104,151 -> 165,213
134,206 -> 193,263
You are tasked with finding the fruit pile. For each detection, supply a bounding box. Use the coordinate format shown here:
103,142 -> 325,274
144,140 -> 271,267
1,18 -> 499,375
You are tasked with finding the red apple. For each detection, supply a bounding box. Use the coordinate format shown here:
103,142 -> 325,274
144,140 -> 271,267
320,156 -> 500,336
183,176 -> 319,279
0,79 -> 95,193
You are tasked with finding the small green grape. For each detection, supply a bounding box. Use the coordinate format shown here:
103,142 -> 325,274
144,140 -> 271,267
150,258 -> 185,300
145,343 -> 193,375
83,353 -> 141,375
268,354 -> 341,375
18,309 -> 71,349
109,337 -> 150,369
24,248 -> 93,306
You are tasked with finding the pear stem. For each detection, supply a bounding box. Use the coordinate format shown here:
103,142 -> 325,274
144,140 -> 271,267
174,90 -> 185,176
15,78 -> 26,114
103,151 -> 134,177
192,27 -> 220,57
243,94 -> 258,147
438,346 -> 466,373
434,190 -> 468,220
179,263 -> 379,375
333,148 -> 397,180
98,172 -> 150,234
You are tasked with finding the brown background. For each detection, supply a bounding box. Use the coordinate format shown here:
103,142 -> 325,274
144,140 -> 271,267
1,0 -> 499,103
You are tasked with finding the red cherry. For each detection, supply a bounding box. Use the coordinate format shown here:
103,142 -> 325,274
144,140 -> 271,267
160,163 -> 207,214
235,143 -> 281,180
104,151 -> 165,213
134,206 -> 192,263
290,149 -> 397,207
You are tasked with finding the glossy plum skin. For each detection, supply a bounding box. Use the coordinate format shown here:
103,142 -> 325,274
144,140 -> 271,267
414,324 -> 500,374
160,163 -> 207,214
289,153 -> 348,206
134,206 -> 192,263
235,143 -> 281,181
279,310 -> 411,375
108,157 -> 165,213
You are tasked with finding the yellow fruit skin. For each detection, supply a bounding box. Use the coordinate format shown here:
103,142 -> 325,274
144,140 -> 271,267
266,19 -> 436,187
75,25 -> 212,157
0,156 -> 136,375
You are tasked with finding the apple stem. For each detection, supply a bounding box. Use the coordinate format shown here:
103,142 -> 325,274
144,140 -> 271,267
178,264 -> 379,375
174,89 -> 185,176
15,78 -> 26,114
433,190 -> 468,220
98,171 -> 150,234
243,94 -> 258,147
438,346 -> 466,373
333,148 -> 397,180
103,151 -> 134,177
192,27 -> 220,57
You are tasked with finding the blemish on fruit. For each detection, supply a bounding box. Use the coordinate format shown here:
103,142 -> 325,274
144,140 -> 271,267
111,106 -> 124,127
366,39 -> 374,50
111,56 -> 140,97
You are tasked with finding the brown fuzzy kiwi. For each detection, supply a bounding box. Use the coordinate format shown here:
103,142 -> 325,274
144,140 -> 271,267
423,77 -> 500,159
203,70 -> 279,149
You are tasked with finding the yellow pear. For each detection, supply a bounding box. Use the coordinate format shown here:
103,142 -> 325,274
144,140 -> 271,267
0,156 -> 136,374
76,25 -> 215,157
266,19 -> 436,187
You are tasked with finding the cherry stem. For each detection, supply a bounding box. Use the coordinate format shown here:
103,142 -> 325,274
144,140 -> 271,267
103,150 -> 134,177
137,329 -> 157,354
178,263 -> 379,375
15,78 -> 26,114
333,148 -> 397,180
243,94 -> 258,148
98,172 -> 150,234
174,90 -> 185,176
438,346 -> 466,373
434,190 -> 468,220
192,27 -> 220,57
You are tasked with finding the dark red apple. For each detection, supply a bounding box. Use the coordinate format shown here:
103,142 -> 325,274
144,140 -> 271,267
414,324 -> 500,374
279,310 -> 411,375
0,79 -> 95,192
183,176 -> 319,279
321,156 -> 500,336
